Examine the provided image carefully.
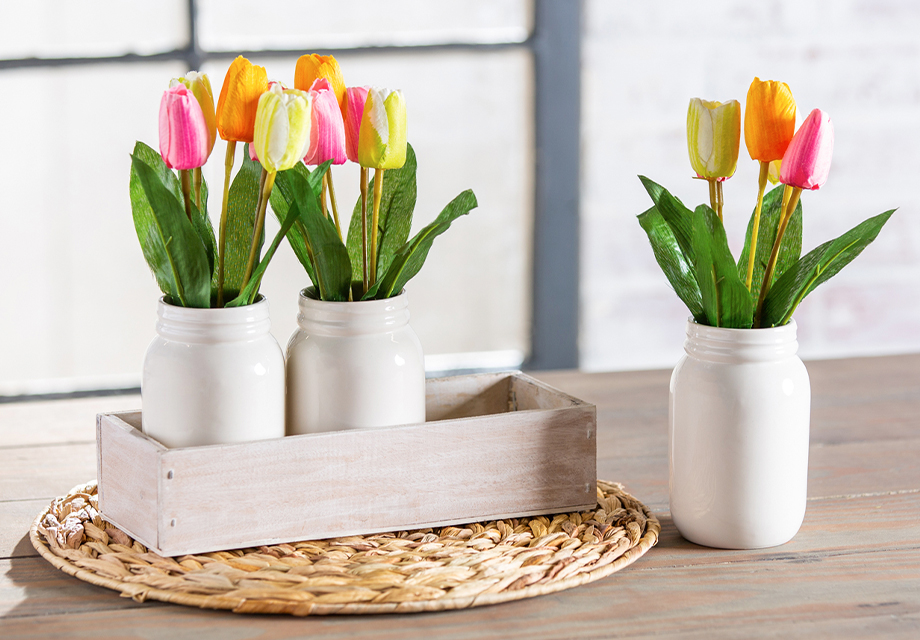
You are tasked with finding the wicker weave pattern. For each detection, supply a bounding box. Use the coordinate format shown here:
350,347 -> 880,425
30,480 -> 659,615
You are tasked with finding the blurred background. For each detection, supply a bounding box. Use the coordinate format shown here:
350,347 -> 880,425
1,0 -> 918,397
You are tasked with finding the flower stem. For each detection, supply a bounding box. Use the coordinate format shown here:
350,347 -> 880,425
217,141 -> 236,307
360,167 -> 369,295
715,180 -> 724,222
193,167 -> 203,212
707,179 -> 719,221
369,169 -> 385,287
180,169 -> 193,222
325,170 -> 342,240
320,174 -> 328,219
241,169 -> 276,291
754,185 -> 802,327
745,161 -> 770,290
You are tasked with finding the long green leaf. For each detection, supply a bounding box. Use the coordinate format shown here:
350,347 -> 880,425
129,152 -> 211,308
637,205 -> 705,322
639,175 -> 697,264
270,162 -> 318,285
761,210 -> 895,327
737,184 -> 802,305
280,163 -> 351,301
691,204 -> 753,328
347,144 -> 418,281
221,147 -> 264,302
365,190 -> 477,300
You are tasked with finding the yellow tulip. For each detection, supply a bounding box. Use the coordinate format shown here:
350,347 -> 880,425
687,98 -> 741,180
744,78 -> 796,163
295,54 -> 346,113
252,84 -> 312,173
358,88 -> 407,169
216,56 -> 269,143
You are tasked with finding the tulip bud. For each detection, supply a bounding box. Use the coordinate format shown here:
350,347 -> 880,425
216,56 -> 269,143
687,98 -> 741,180
344,86 -> 369,163
780,108 -> 834,190
358,88 -> 407,170
767,159 -> 782,185
295,54 -> 346,113
304,79 -> 347,166
744,78 -> 796,163
171,72 -> 216,156
253,84 -> 312,173
158,84 -> 210,170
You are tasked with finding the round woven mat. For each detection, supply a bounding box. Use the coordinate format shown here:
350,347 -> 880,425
31,480 -> 659,615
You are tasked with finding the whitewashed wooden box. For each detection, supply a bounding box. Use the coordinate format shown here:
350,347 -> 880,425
96,372 -> 597,557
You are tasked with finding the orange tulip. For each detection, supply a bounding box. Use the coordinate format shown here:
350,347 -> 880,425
216,56 -> 269,143
295,54 -> 346,113
744,78 -> 796,163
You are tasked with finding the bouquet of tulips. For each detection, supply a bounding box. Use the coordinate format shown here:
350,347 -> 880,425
130,54 -> 476,309
638,78 -> 894,329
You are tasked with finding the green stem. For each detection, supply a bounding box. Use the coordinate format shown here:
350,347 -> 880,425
745,161 -> 770,290
715,180 -> 724,222
369,169 -> 384,286
217,141 -> 236,307
180,169 -> 193,222
708,179 -> 718,221
326,170 -> 343,240
193,167 -> 203,212
360,167 -> 369,294
754,185 -> 802,327
240,169 -> 276,291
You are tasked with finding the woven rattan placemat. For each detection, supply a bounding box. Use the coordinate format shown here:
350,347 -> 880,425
31,480 -> 659,615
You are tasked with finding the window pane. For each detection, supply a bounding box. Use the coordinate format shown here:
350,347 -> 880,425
0,1 -> 187,59
197,0 -> 531,50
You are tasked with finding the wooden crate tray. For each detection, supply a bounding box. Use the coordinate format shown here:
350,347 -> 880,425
96,372 -> 597,556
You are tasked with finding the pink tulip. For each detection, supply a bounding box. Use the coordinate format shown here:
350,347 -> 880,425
780,108 -> 834,190
344,86 -> 369,163
158,84 -> 210,170
304,78 -> 346,166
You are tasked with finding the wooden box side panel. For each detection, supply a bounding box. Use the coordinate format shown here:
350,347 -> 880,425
425,372 -> 513,421
97,412 -> 162,549
511,374 -> 587,411
156,404 -> 597,555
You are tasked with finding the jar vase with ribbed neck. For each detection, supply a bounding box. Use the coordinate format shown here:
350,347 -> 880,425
141,297 -> 285,448
286,288 -> 426,434
669,319 -> 811,549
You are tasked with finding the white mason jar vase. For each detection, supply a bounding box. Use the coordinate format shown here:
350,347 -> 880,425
142,297 -> 285,448
286,288 -> 426,434
669,319 -> 811,549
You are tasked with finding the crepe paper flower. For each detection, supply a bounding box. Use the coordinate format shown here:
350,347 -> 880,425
344,86 -> 370,164
304,79 -> 347,166
358,88 -> 408,170
171,72 -> 217,156
744,78 -> 796,163
158,84 -> 210,170
252,84 -> 312,173
295,54 -> 346,113
687,98 -> 741,180
216,56 -> 269,143
780,108 -> 834,191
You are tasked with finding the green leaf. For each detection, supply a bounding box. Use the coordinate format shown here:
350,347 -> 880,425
639,175 -> 697,264
221,146 -> 264,302
277,163 -> 351,301
347,144 -> 418,282
637,205 -> 705,322
691,204 -> 753,328
270,162 -> 318,285
365,189 -> 478,300
760,210 -> 895,327
129,148 -> 211,308
737,184 -> 802,306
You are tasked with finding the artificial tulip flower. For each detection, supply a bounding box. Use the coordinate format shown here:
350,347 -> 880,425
344,86 -> 369,163
216,56 -> 269,143
304,79 -> 347,166
780,108 -> 834,190
295,54 -> 346,112
358,88 -> 407,169
158,84 -> 210,170
744,78 -> 796,163
252,84 -> 312,173
171,72 -> 217,156
686,98 -> 741,180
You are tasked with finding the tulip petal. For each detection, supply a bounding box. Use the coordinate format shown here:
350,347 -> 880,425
780,108 -> 834,190
344,86 -> 369,163
358,88 -> 407,169
744,78 -> 796,163
253,85 -> 312,173
216,56 -> 269,143
304,79 -> 347,166
158,85 -> 210,170
687,98 -> 740,180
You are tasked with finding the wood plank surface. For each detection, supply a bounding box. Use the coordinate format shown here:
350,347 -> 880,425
2,353 -> 919,638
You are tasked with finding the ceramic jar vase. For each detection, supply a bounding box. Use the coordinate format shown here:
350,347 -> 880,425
142,297 -> 285,448
286,288 -> 426,434
669,319 -> 811,549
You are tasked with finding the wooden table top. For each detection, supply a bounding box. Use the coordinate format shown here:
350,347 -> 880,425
2,353 -> 919,638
